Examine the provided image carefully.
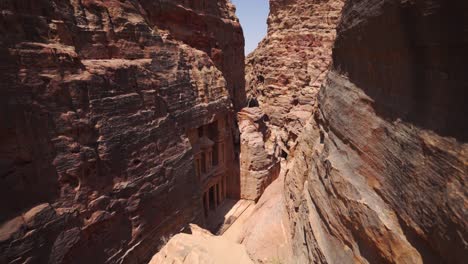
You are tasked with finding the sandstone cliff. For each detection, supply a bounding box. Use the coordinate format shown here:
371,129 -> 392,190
284,0 -> 468,263
0,1 -> 244,263
245,0 -> 345,155
238,0 -> 345,206
238,107 -> 280,201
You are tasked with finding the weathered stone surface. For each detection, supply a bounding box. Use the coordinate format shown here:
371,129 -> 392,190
22,203 -> 57,229
224,169 -> 293,264
0,1 -> 244,263
238,107 -> 280,201
284,0 -> 468,263
238,0 -> 345,206
144,0 -> 246,111
0,216 -> 25,243
245,0 -> 345,154
2,0 -> 466,263
149,224 -> 254,264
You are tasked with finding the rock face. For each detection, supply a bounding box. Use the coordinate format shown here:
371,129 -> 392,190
0,1 -> 244,263
245,0 -> 345,154
284,0 -> 468,263
239,0 -> 345,206
224,169 -> 293,264
238,107 -> 280,201
2,0 -> 467,263
150,224 -> 254,264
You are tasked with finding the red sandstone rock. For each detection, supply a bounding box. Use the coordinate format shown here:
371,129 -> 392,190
239,0 -> 345,204
283,0 -> 468,263
238,107 -> 280,201
2,0 -> 467,263
149,224 -> 254,264
244,0 -> 467,263
223,170 -> 293,263
0,1 -> 243,263
245,0 -> 345,155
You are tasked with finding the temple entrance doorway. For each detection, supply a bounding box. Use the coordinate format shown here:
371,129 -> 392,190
209,186 -> 215,211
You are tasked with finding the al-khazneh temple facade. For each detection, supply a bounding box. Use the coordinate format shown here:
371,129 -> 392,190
187,115 -> 231,218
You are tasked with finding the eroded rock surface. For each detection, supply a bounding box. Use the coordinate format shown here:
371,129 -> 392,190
0,1 -> 244,263
224,169 -> 293,264
150,224 -> 253,264
2,0 -> 467,263
238,107 -> 280,201
245,0 -> 345,154
285,0 -> 468,263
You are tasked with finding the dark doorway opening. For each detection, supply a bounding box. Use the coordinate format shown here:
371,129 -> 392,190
203,193 -> 209,217
209,186 -> 215,210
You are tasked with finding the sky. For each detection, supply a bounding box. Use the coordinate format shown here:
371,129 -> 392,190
231,0 -> 269,55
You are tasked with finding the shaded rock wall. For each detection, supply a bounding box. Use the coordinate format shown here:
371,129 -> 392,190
0,0 -> 243,263
285,0 -> 468,263
141,0 -> 246,111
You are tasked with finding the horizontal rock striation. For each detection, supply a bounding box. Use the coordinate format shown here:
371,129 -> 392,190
0,0 -> 243,263
285,0 -> 468,263
142,0 -> 246,111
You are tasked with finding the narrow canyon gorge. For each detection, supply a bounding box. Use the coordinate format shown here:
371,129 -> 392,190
0,0 -> 466,264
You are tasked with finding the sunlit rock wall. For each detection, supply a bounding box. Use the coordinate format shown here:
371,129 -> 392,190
245,0 -> 345,155
285,0 -> 468,263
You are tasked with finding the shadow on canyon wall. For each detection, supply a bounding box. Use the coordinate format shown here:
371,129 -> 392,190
333,0 -> 468,142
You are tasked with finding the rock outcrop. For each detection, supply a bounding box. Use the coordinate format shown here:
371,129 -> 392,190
238,107 -> 280,201
224,169 -> 293,264
284,0 -> 468,263
150,224 -> 254,264
0,1 -> 244,263
245,0 -> 345,155
238,0 -> 345,205
2,0 -> 467,263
